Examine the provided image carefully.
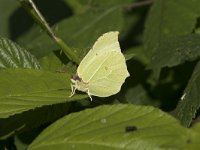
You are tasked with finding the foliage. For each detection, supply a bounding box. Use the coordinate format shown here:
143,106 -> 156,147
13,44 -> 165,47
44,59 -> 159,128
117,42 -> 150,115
1,0 -> 200,149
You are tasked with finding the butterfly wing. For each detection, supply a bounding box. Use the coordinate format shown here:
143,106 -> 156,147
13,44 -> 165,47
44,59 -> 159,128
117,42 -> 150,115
87,51 -> 129,97
76,31 -> 129,97
77,31 -> 121,81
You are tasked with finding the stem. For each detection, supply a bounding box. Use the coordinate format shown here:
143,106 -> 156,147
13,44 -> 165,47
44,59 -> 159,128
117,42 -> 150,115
18,0 -> 80,64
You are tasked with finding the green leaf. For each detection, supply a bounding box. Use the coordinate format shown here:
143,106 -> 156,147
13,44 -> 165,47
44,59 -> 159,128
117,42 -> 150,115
0,102 -> 71,139
65,0 -> 133,14
39,52 -> 64,72
123,48 -> 136,61
0,69 -> 87,118
15,135 -> 28,150
147,34 -> 200,77
0,37 -> 40,69
183,124 -> 200,149
175,61 -> 200,127
65,0 -> 87,14
124,46 -> 149,64
125,84 -> 159,106
39,51 -> 77,74
0,0 -> 20,37
17,4 -> 125,58
28,104 -> 188,150
144,0 -> 200,63
174,123 -> 200,149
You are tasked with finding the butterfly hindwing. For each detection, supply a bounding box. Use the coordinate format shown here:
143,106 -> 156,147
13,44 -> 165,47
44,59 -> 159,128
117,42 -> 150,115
87,51 -> 129,97
77,32 -> 120,78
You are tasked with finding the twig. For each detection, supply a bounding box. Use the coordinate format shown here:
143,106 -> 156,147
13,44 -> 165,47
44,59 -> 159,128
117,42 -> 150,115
18,0 -> 80,64
124,0 -> 154,11
28,0 -> 57,41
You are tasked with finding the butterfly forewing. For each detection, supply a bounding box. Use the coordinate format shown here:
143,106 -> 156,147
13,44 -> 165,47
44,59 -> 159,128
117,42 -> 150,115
77,32 -> 121,78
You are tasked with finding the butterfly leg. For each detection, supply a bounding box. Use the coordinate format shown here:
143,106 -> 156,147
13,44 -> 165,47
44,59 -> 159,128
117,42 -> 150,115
87,89 -> 93,101
69,84 -> 76,97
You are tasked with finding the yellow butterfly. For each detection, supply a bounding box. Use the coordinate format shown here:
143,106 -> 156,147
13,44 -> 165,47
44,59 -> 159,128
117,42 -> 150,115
70,31 -> 129,100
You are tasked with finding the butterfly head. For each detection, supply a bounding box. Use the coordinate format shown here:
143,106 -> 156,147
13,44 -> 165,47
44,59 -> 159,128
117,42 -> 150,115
71,74 -> 82,82
71,74 -> 88,93
70,73 -> 92,100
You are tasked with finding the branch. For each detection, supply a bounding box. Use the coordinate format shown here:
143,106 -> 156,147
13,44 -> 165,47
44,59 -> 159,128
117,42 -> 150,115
18,0 -> 80,64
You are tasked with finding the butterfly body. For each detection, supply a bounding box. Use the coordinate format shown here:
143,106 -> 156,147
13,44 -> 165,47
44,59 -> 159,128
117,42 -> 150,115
71,74 -> 88,93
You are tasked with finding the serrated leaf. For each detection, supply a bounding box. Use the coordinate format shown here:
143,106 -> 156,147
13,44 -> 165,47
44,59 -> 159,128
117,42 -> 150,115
0,37 -> 40,69
147,34 -> 200,77
28,104 -> 188,150
144,0 -> 200,63
0,69 -> 87,118
175,61 -> 200,127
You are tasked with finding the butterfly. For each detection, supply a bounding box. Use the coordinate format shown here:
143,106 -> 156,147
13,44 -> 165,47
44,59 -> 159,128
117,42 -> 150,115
70,31 -> 129,100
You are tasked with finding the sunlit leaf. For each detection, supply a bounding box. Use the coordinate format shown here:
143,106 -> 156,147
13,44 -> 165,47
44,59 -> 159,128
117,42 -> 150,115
29,104 -> 188,150
0,69 -> 87,118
